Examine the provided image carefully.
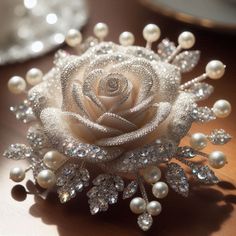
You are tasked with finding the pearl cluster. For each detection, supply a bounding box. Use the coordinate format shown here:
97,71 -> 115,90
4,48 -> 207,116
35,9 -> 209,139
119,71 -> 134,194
129,166 -> 168,217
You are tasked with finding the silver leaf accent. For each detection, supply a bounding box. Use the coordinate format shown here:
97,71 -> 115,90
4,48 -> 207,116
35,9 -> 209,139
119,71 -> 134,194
56,163 -> 90,203
208,129 -> 232,145
87,174 -> 124,215
191,105 -> 216,123
186,82 -> 214,101
122,180 -> 138,199
157,38 -> 176,60
10,100 -> 36,123
3,143 -> 32,160
176,146 -> 197,158
172,50 -> 200,73
165,163 -> 189,197
137,213 -> 153,231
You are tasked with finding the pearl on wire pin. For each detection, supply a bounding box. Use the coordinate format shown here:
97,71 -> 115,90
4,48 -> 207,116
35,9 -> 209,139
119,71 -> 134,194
26,68 -> 43,86
65,29 -> 82,47
93,22 -> 109,41
179,60 -> 226,90
143,24 -> 161,49
119,31 -> 135,46
166,31 -> 195,63
8,76 -> 27,94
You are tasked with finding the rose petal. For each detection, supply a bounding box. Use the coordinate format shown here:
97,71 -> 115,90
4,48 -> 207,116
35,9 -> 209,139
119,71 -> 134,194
96,102 -> 171,147
97,113 -> 137,132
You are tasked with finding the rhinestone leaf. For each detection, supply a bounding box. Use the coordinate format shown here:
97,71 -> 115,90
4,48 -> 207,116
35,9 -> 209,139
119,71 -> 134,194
172,50 -> 200,73
165,163 -> 189,197
3,144 -> 32,160
10,100 -> 36,123
137,213 -> 153,231
187,82 -> 214,101
192,165 -> 219,184
56,163 -> 90,203
157,38 -> 176,60
87,174 -> 124,215
176,146 -> 197,158
191,105 -> 216,123
122,180 -> 138,199
208,129 -> 232,145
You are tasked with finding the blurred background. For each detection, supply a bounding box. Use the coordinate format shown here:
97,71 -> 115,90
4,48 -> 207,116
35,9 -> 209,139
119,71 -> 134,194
0,0 -> 236,236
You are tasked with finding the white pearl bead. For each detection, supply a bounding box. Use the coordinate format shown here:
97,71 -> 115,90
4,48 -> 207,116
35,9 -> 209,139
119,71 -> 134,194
152,182 -> 169,199
146,201 -> 162,216
119,31 -> 135,46
8,76 -> 26,94
129,197 -> 146,214
205,60 -> 225,79
208,151 -> 227,169
10,166 -> 25,182
65,29 -> 82,47
36,169 -> 56,189
213,99 -> 231,118
93,23 -> 109,40
178,31 -> 195,49
26,68 -> 43,85
43,150 -> 65,169
190,133 -> 207,150
143,166 -> 161,184
143,24 -> 161,42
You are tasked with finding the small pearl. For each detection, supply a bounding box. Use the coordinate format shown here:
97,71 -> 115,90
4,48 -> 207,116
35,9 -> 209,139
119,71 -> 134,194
119,31 -> 135,46
213,99 -> 231,118
143,166 -> 161,184
8,76 -> 26,94
143,24 -> 161,42
178,31 -> 195,49
43,150 -> 65,169
146,201 -> 162,216
152,182 -> 169,199
205,60 -> 225,79
190,133 -> 207,150
65,29 -> 82,47
208,151 -> 227,169
36,169 -> 56,189
93,23 -> 109,40
10,167 -> 25,182
129,197 -> 146,214
26,68 -> 43,85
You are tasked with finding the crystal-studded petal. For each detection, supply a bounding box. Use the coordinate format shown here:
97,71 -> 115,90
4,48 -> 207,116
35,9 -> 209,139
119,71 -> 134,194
208,129 -> 232,145
187,82 -> 214,101
122,181 -> 138,199
137,213 -> 153,231
165,163 -> 189,197
176,146 -> 197,158
3,144 -> 32,160
172,50 -> 200,73
191,105 -> 216,123
192,165 -> 219,184
157,38 -> 176,60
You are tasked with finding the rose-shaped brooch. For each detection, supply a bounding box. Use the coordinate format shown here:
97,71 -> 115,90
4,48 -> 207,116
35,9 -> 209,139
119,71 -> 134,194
4,23 -> 232,231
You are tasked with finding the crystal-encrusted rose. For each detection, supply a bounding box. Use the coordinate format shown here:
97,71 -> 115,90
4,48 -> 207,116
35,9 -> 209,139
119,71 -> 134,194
29,42 -> 194,173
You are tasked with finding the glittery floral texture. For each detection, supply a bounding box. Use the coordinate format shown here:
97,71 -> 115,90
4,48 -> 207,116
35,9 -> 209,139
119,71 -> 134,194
4,23 -> 232,231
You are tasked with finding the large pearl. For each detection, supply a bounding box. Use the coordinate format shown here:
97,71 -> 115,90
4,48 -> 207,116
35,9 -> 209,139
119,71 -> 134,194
36,169 -> 56,189
26,68 -> 43,85
143,24 -> 161,43
43,150 -> 65,169
10,166 -> 25,182
8,76 -> 26,94
119,31 -> 135,46
152,182 -> 169,199
65,29 -> 82,47
93,23 -> 109,40
129,197 -> 146,214
190,133 -> 207,150
178,31 -> 195,49
208,151 -> 227,169
213,99 -> 231,118
143,166 -> 161,184
205,60 -> 225,79
146,201 -> 162,216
